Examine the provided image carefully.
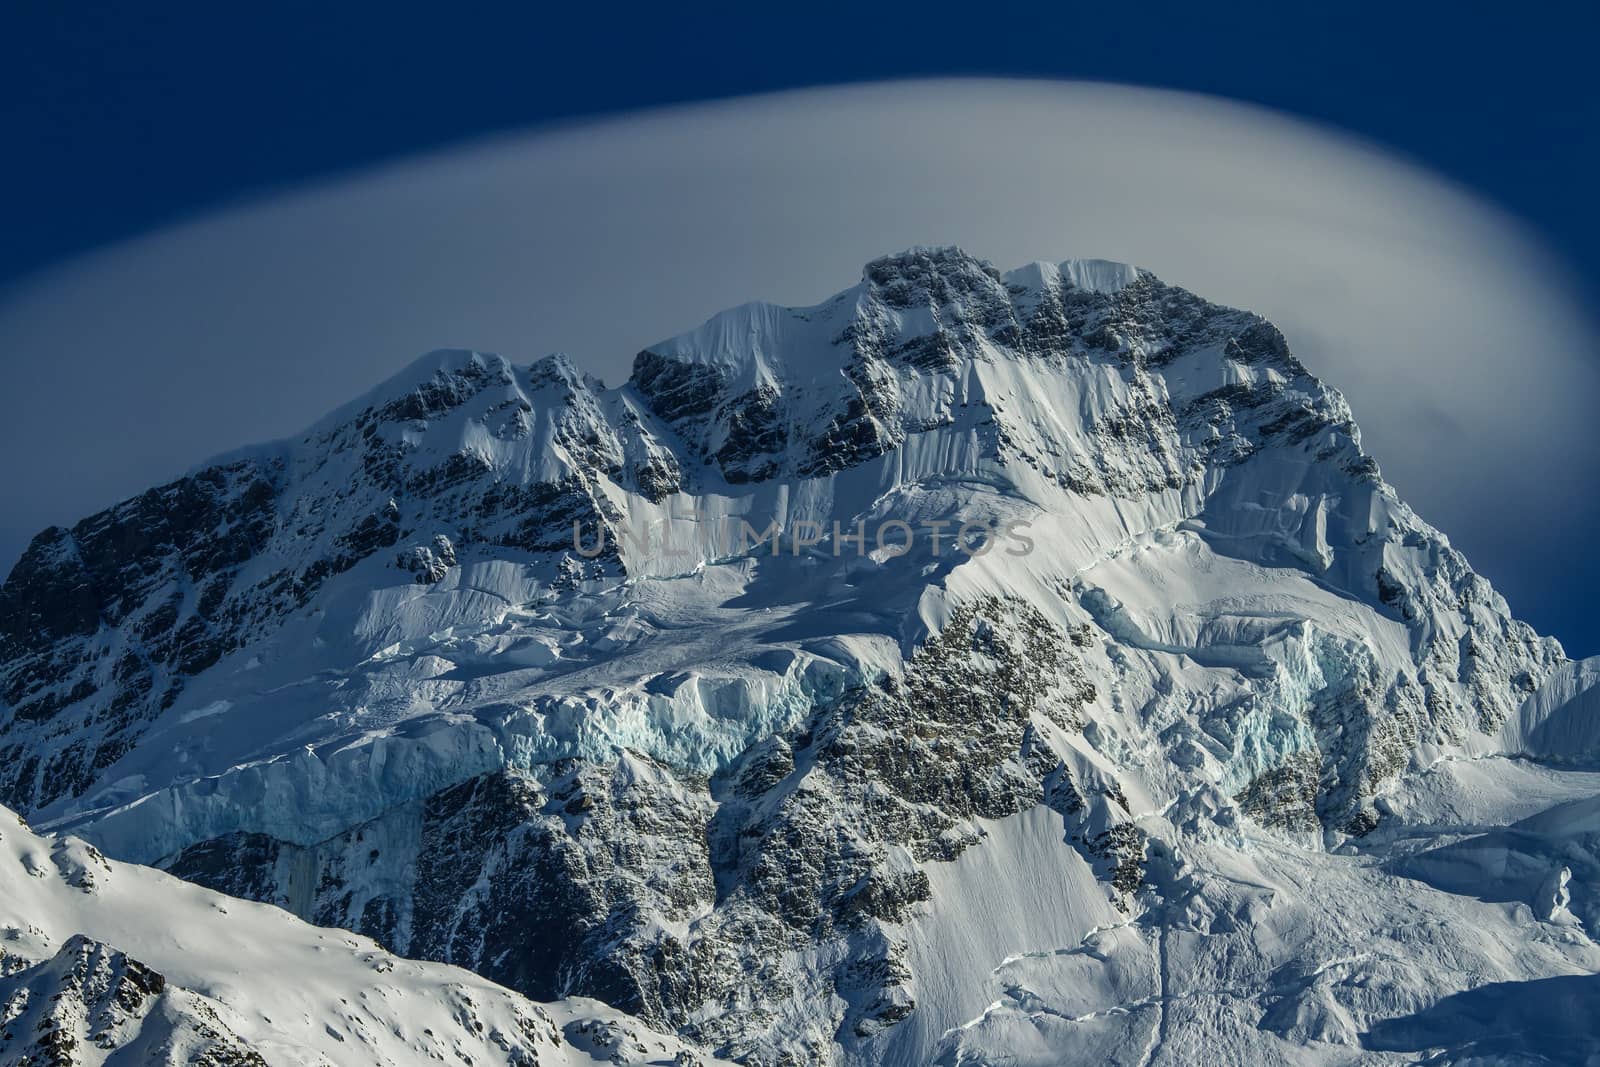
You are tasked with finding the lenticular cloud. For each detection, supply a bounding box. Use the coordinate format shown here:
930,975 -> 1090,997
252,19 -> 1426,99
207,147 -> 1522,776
0,79 -> 1595,636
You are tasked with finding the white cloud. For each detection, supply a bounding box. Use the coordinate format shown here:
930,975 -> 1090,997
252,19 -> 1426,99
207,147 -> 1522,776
1,79 -> 1594,630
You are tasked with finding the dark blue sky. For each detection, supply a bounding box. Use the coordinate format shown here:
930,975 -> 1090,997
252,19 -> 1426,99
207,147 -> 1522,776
3,1 -> 1597,654
5,3 -> 1597,303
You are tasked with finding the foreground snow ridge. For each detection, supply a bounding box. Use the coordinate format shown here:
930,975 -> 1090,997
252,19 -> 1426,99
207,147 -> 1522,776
2,247 -> 1598,1065
0,806 -> 725,1065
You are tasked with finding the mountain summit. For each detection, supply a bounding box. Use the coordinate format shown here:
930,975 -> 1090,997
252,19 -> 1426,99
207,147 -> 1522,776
3,248 -> 1595,1065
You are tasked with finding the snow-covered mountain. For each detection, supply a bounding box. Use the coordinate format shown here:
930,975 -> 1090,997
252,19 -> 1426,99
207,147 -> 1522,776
3,247 -> 1597,1064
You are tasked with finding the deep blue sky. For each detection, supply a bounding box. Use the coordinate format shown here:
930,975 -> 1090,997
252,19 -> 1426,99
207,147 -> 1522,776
2,1 -> 1597,654
5,3 -> 1597,304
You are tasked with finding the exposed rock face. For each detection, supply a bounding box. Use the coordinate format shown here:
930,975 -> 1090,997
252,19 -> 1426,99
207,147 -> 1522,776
0,461 -> 281,812
163,597 -> 1125,1063
0,248 -> 1574,1065
0,935 -> 265,1067
0,350 -> 628,814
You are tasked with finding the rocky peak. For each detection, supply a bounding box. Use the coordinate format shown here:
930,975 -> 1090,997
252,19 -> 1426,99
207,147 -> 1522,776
859,245 -> 1007,310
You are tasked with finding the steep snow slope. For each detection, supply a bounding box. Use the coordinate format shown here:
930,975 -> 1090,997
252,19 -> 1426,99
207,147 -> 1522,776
0,247 -> 1589,1065
0,805 -> 725,1065
1498,656 -> 1600,759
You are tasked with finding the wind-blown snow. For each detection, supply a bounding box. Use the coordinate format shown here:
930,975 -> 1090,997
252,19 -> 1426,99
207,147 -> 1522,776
1498,656 -> 1600,760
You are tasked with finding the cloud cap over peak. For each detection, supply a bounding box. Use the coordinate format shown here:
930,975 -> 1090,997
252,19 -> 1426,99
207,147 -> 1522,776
1,79 -> 1596,650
